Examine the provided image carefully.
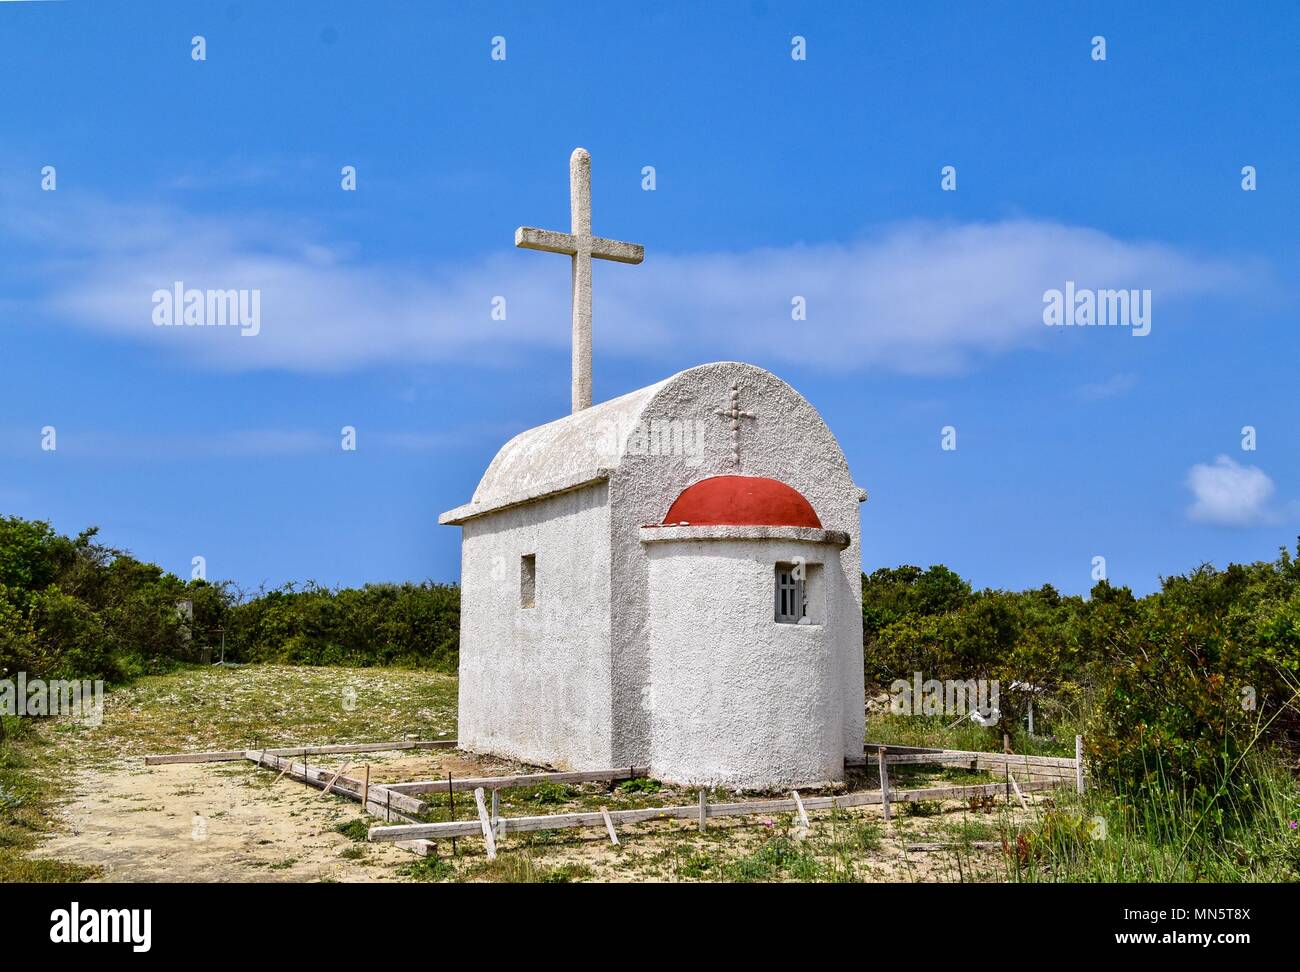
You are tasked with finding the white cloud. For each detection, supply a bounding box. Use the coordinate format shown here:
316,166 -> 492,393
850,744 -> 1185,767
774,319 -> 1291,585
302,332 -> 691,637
1185,455 -> 1278,527
3,196 -> 1247,375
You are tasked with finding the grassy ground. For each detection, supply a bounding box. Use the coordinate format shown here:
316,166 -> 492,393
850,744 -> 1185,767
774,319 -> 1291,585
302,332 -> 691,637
866,710 -> 1300,882
0,716 -> 98,882
867,711 -> 1078,757
64,663 -> 459,765
1002,751 -> 1300,882
0,664 -> 458,882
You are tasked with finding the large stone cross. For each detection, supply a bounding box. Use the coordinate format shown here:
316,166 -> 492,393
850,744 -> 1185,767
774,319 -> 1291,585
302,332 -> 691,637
515,147 -> 644,413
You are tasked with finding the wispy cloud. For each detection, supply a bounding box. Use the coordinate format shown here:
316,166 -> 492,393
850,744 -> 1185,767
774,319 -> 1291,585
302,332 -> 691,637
1076,372 -> 1138,401
1185,455 -> 1283,527
3,195 -> 1251,375
162,157 -> 317,192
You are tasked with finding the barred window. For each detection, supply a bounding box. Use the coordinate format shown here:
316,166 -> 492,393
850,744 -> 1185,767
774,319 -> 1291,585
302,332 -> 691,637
775,563 -> 805,623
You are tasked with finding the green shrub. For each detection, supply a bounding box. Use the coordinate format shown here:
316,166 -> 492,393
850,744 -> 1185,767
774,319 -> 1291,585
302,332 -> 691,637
529,782 -> 577,805
0,515 -> 461,682
617,777 -> 661,794
865,542 -> 1300,799
901,800 -> 943,818
334,818 -> 371,842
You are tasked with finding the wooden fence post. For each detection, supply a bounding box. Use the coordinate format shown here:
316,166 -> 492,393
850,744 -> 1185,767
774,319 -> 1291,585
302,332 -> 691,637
474,787 -> 497,860
698,789 -> 707,832
448,772 -> 456,856
1075,735 -> 1085,795
877,747 -> 891,822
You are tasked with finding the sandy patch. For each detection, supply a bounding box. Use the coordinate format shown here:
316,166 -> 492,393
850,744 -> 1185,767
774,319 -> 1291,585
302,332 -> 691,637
32,758 -> 416,883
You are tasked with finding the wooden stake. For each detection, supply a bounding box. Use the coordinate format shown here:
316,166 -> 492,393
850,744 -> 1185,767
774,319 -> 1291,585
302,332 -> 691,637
448,772 -> 456,856
316,761 -> 352,799
1075,735 -> 1085,795
877,747 -> 891,822
600,806 -> 620,846
791,789 -> 810,838
1008,771 -> 1028,811
361,765 -> 370,809
791,790 -> 810,828
697,789 -> 707,832
474,787 -> 497,860
273,758 -> 297,785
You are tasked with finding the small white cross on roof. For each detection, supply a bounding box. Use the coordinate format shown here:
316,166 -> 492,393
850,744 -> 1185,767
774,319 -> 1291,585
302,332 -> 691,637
716,383 -> 756,466
515,147 -> 645,414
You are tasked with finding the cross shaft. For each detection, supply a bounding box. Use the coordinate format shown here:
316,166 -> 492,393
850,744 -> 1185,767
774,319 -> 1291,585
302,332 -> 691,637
515,148 -> 644,413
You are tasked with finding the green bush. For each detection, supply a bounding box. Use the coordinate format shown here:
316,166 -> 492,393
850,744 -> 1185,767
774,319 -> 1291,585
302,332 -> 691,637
0,515 -> 461,682
227,581 -> 459,671
864,542 -> 1300,799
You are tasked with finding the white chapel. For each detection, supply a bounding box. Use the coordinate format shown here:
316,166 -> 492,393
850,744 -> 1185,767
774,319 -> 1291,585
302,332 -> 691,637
440,149 -> 866,790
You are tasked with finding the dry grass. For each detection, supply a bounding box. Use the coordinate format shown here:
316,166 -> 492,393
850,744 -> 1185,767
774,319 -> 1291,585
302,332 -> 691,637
62,664 -> 459,765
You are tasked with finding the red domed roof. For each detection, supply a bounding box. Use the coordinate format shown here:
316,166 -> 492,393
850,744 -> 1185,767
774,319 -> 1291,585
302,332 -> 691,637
662,476 -> 822,528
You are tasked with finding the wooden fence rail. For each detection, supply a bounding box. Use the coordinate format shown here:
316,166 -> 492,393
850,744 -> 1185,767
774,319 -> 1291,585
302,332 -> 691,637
367,778 -> 1064,844
145,740 -> 458,766
384,765 -> 651,796
244,751 -> 428,816
882,752 -> 1076,768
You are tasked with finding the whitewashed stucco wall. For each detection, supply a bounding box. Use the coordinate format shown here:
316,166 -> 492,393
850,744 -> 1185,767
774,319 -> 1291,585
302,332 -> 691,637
643,534 -> 854,789
456,483 -> 613,769
608,362 -> 865,768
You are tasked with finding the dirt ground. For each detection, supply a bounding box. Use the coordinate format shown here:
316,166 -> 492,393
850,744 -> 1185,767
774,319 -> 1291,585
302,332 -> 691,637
33,746 -> 1038,883
33,757 -> 411,882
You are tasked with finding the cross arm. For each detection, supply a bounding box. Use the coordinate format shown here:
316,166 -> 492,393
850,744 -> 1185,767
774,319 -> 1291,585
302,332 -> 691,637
589,236 -> 644,264
515,226 -> 645,265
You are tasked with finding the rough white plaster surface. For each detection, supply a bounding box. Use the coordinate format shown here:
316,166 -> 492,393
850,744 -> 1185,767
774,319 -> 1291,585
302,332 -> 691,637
644,535 -> 853,789
444,361 -> 865,788
456,483 -> 613,770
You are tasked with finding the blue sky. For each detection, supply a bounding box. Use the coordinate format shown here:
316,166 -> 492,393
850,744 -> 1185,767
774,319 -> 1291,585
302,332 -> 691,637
1,1 -> 1297,596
